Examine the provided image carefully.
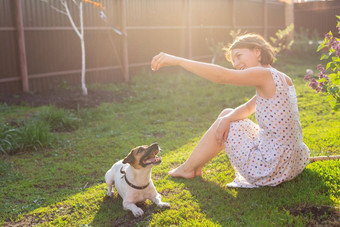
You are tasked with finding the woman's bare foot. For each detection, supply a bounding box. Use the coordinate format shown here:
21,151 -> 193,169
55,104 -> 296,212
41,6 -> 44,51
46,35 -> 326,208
168,163 -> 195,179
195,166 -> 203,177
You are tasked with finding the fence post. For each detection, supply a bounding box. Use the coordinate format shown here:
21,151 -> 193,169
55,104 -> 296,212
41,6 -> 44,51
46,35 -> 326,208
121,0 -> 129,82
263,0 -> 268,39
187,0 -> 192,59
232,0 -> 236,30
283,0 -> 294,40
231,0 -> 237,38
14,0 -> 29,92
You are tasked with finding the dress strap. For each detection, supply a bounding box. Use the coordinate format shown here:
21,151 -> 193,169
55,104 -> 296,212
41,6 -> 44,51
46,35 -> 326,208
269,68 -> 289,88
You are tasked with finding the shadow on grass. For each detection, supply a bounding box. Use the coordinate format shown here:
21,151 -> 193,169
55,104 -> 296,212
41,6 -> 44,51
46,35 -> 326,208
91,192 -> 169,226
174,166 -> 337,226
89,165 -> 337,226
0,131 -> 204,223
0,72 -> 253,224
3,162 -> 337,226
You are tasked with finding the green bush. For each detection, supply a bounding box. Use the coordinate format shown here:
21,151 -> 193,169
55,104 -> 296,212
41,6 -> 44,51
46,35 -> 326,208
0,121 -> 54,155
16,121 -> 53,153
269,24 -> 294,55
291,27 -> 321,56
0,123 -> 18,155
304,16 -> 340,110
34,106 -> 80,132
0,106 -> 81,155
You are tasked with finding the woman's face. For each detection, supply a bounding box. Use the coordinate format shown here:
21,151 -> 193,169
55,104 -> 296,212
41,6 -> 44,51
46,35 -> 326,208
231,48 -> 262,70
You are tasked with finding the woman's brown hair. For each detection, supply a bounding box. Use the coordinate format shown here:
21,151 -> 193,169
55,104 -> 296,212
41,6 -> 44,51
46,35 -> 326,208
224,34 -> 275,65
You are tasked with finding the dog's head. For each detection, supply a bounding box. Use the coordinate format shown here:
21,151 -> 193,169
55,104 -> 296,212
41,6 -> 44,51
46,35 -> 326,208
122,143 -> 162,169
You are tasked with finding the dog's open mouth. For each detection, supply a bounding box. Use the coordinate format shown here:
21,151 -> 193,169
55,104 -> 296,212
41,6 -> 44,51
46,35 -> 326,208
142,149 -> 162,166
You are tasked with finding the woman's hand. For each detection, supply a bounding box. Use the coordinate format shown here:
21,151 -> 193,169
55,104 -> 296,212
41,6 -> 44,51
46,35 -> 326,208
151,52 -> 180,71
215,116 -> 231,146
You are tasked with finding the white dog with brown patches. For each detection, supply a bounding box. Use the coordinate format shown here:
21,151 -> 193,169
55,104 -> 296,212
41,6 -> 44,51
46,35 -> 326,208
105,143 -> 170,217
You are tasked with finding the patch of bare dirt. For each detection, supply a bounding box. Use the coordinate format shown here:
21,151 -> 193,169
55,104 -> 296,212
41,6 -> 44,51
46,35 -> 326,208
3,204 -> 75,227
3,215 -> 38,227
0,88 -> 133,110
288,205 -> 340,226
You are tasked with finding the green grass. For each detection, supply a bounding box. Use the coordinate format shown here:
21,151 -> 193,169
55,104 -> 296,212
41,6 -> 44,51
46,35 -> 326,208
0,123 -> 18,154
0,121 -> 53,155
33,105 -> 81,132
0,105 -> 80,155
0,54 -> 339,226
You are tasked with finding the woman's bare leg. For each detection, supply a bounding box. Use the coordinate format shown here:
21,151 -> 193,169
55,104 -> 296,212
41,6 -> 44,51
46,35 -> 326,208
168,108 -> 233,178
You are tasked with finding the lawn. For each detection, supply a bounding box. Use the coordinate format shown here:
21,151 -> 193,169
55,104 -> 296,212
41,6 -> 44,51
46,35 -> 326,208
0,54 -> 339,226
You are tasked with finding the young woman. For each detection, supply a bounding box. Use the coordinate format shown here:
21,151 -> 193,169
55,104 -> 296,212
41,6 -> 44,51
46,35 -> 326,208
151,34 -> 310,188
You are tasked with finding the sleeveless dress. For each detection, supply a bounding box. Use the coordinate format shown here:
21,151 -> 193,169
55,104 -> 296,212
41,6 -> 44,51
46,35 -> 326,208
224,67 -> 310,188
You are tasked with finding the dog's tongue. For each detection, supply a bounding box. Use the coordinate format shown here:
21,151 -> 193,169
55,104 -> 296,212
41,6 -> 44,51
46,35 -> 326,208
146,158 -> 156,164
144,156 -> 162,164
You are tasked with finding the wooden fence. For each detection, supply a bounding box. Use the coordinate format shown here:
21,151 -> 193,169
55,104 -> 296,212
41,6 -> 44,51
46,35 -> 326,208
0,0 -> 288,96
294,1 -> 340,38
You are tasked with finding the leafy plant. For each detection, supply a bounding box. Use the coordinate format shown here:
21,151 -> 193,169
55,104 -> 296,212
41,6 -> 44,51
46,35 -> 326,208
304,16 -> 340,110
291,27 -> 321,56
269,24 -> 294,55
35,106 -> 80,132
0,124 -> 18,155
0,105 -> 81,155
1,121 -> 55,155
16,121 -> 53,152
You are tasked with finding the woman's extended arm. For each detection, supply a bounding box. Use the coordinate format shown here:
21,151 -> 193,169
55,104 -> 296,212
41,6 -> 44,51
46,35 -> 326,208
151,52 -> 271,87
215,95 -> 257,146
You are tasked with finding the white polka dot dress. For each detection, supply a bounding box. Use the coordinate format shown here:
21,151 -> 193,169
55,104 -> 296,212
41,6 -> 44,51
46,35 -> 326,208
225,68 -> 310,188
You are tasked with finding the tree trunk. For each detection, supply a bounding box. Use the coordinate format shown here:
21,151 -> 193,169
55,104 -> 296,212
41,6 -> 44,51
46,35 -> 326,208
79,2 -> 88,95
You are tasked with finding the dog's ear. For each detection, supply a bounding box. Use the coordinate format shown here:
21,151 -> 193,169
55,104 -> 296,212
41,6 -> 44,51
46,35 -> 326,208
122,152 -> 135,164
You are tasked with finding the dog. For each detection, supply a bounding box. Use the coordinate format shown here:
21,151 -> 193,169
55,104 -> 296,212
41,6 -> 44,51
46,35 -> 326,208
105,143 -> 170,217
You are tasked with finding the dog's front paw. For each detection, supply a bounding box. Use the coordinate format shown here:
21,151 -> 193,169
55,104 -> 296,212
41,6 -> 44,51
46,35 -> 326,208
106,188 -> 113,197
132,207 -> 144,217
157,202 -> 170,208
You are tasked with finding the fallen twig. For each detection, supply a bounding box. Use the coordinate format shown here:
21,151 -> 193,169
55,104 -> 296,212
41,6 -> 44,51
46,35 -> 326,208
309,155 -> 340,163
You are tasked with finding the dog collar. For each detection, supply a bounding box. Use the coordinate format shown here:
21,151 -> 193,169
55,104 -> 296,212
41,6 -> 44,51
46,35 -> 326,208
120,167 -> 150,190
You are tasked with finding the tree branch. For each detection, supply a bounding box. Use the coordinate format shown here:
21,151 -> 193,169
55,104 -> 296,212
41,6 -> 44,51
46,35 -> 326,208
310,155 -> 340,162
50,5 -> 68,15
72,0 -> 79,8
80,1 -> 84,36
61,0 -> 82,38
